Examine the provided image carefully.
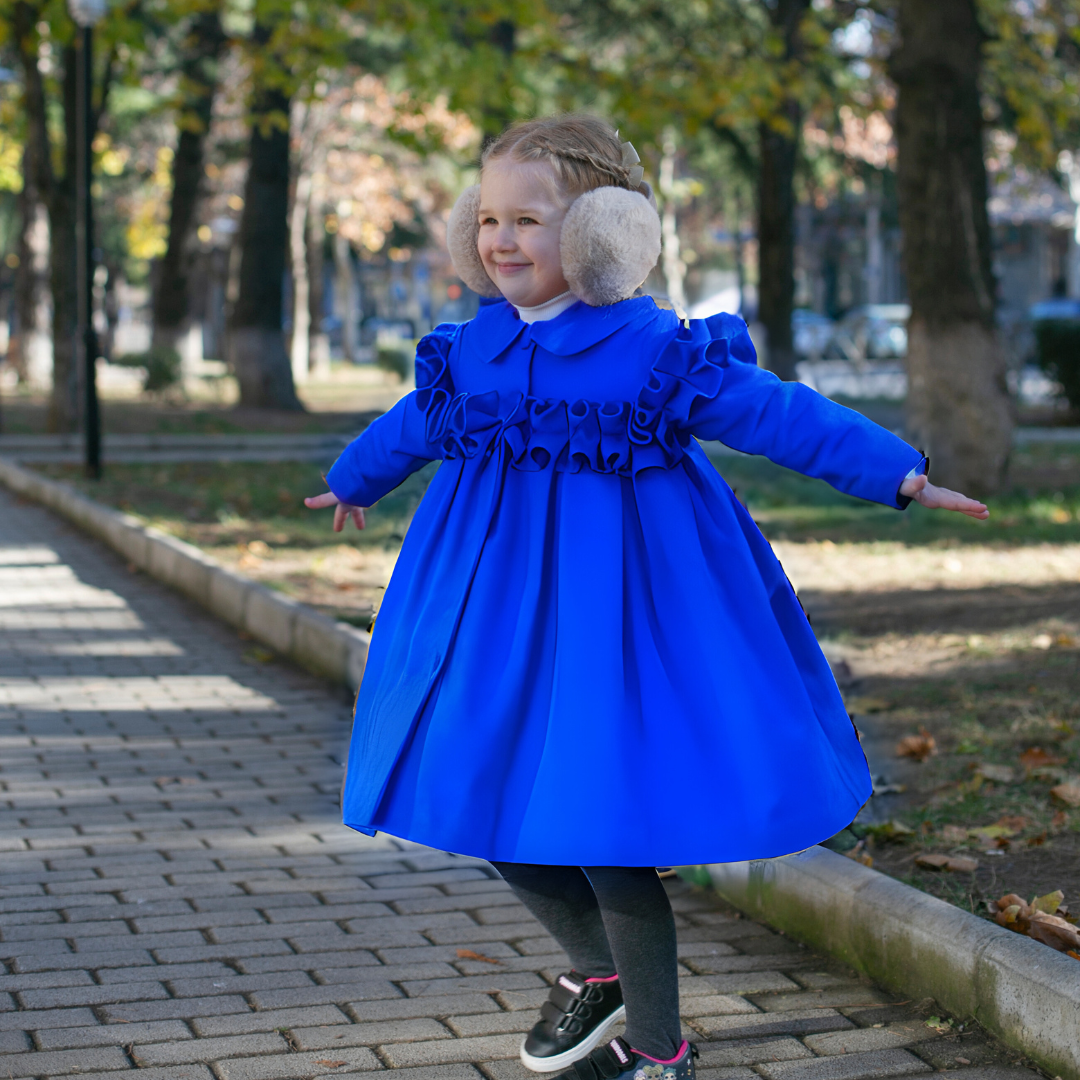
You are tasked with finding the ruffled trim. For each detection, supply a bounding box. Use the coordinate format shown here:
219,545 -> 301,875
413,320 -> 736,476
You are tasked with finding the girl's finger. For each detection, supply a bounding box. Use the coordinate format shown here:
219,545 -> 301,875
305,492 -> 340,509
333,504 -> 348,532
350,507 -> 366,530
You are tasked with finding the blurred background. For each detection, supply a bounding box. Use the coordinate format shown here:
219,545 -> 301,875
0,0 -> 1078,470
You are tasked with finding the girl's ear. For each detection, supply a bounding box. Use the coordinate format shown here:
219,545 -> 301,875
560,187 -> 661,307
447,185 -> 502,299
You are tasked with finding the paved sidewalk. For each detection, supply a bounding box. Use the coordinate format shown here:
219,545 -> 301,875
0,487 -> 1043,1080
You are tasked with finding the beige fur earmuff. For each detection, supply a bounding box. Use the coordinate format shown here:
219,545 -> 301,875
446,186 -> 502,299
445,183 -> 661,307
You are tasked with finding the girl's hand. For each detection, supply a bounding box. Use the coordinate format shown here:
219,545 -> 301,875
304,491 -> 367,532
899,473 -> 989,519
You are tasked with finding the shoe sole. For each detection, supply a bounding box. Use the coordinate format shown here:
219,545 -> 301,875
518,1004 -> 627,1073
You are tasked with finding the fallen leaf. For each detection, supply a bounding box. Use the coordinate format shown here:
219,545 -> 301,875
1052,810 -> 1069,828
1020,747 -> 1066,772
916,853 -> 978,872
1068,950 -> 1080,961
456,949 -> 502,965
976,763 -> 1015,784
897,729 -> 937,762
955,1058 -> 971,1066
313,1061 -> 349,1069
1050,782 -> 1080,808
969,824 -> 1017,842
1030,890 -> 1065,915
996,815 -> 1028,832
1027,831 -> 1047,847
940,824 -> 969,844
1027,911 -> 1080,953
1057,633 -> 1076,646
865,820 -> 915,842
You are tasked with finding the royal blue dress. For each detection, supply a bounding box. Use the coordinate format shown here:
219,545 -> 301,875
327,296 -> 923,866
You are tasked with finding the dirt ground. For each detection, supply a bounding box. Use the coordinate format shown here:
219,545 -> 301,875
785,540 -> 1080,921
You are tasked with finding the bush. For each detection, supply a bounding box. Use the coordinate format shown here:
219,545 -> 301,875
112,345 -> 182,394
375,342 -> 414,383
1034,320 -> 1080,411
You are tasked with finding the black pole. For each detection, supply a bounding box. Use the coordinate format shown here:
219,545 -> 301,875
76,24 -> 101,478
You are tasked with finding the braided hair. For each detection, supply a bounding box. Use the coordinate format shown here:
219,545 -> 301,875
482,115 -> 644,204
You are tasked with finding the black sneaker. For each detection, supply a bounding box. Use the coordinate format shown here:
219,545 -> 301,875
556,1036 -> 697,1080
520,972 -> 626,1072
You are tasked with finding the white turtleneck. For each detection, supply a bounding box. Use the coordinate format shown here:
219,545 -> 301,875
513,290 -> 577,324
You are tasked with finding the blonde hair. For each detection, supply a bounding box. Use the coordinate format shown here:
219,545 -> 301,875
482,114 -> 644,205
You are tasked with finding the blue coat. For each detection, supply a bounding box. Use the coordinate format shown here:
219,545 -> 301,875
327,296 -> 923,865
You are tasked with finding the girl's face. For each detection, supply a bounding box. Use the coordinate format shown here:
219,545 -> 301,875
478,159 -> 571,308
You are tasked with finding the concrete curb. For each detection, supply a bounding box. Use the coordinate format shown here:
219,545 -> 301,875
0,456 -> 370,690
699,848 -> 1080,1080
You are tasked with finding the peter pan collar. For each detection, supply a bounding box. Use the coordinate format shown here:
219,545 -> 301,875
462,295 -> 661,362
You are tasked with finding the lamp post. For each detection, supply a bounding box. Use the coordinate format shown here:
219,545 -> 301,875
68,0 -> 106,478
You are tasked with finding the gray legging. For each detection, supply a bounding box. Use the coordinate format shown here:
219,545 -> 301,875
491,863 -> 681,1061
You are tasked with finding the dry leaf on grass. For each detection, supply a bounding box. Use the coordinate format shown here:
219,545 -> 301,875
975,763 -> 1015,784
456,949 -> 502,964
1020,747 -> 1066,772
915,853 -> 979,873
1050,782 -> 1080,808
896,728 -> 937,762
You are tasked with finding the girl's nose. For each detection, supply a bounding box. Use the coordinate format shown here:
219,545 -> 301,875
492,225 -> 517,252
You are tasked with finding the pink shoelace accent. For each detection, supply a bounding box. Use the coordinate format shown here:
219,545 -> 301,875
632,1040 -> 689,1065
584,974 -> 619,983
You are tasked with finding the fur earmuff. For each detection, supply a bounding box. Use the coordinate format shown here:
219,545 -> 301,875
560,187 -> 661,307
446,185 -> 501,299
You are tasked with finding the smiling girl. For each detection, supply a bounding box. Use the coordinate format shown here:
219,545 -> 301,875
306,115 -> 986,1080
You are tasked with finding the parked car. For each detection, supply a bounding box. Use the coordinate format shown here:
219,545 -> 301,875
792,309 -> 836,358
827,304 -> 910,362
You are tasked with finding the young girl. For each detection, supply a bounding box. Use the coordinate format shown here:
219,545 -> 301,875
306,115 -> 987,1080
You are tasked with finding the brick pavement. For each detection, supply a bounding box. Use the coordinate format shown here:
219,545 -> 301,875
0,486 -> 1045,1080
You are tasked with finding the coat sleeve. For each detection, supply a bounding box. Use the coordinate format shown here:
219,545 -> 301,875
324,325 -> 458,507
325,394 -> 440,507
675,318 -> 925,509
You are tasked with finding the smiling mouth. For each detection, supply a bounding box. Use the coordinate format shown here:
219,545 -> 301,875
495,262 -> 531,275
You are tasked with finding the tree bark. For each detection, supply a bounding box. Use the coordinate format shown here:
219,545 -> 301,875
754,0 -> 809,381
47,42 -> 80,433
892,0 -> 1012,493
12,160 -> 52,390
228,72 -> 302,410
153,9 -> 226,355
757,108 -> 800,379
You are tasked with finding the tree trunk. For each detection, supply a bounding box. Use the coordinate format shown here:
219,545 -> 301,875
153,9 -> 226,355
333,232 -> 359,364
12,2 -> 57,396
288,163 -> 313,384
658,129 -> 688,311
47,42 -> 80,433
754,0 -> 809,381
12,168 -> 52,390
756,111 -> 800,379
892,0 -> 1012,494
228,76 -> 302,410
307,198 -> 330,378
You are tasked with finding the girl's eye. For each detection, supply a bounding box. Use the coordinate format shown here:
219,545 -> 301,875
518,217 -> 536,225
479,216 -> 497,225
